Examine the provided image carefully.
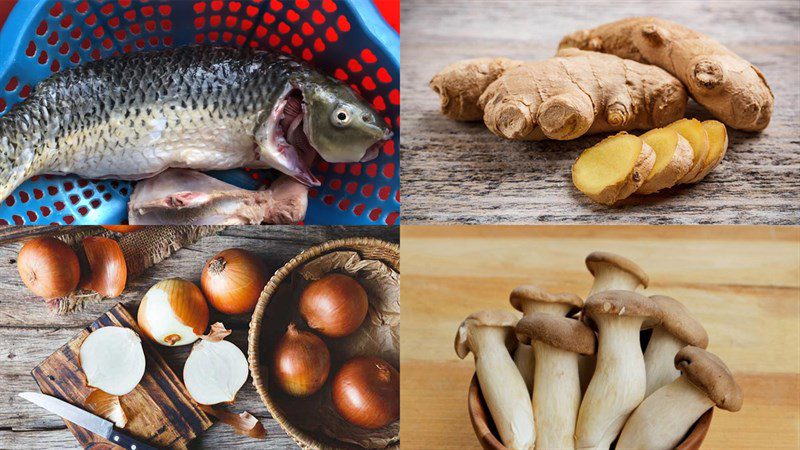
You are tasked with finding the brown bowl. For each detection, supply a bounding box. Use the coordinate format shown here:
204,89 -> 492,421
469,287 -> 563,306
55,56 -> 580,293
248,237 -> 400,450
467,374 -> 713,450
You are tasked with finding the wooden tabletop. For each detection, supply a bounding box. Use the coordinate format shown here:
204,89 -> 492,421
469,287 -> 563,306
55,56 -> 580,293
399,225 -> 800,449
400,0 -> 800,224
0,225 -> 399,449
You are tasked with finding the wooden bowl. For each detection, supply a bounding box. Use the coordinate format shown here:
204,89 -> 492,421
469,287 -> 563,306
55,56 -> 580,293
467,374 -> 713,450
248,237 -> 400,450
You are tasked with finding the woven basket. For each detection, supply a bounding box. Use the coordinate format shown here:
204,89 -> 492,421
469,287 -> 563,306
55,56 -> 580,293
248,237 -> 399,449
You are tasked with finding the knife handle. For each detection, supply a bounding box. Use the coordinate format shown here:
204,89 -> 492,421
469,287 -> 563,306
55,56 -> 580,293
108,428 -> 159,450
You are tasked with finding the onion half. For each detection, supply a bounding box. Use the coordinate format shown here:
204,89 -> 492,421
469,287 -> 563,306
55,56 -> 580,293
79,326 -> 145,396
184,323 -> 248,405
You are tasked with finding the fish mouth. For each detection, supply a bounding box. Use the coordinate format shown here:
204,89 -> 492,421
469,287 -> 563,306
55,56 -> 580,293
270,89 -> 321,186
360,128 -> 394,162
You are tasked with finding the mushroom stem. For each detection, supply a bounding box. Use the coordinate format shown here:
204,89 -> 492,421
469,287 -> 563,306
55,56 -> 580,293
532,341 -> 581,450
576,315 -> 646,450
616,376 -> 714,450
643,328 -> 684,397
588,269 -> 643,297
514,343 -> 535,393
472,327 -> 535,450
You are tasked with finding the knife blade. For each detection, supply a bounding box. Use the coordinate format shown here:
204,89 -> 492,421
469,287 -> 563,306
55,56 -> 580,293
19,392 -> 158,450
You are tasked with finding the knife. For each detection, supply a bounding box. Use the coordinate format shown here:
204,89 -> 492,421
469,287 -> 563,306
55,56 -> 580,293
19,392 -> 159,450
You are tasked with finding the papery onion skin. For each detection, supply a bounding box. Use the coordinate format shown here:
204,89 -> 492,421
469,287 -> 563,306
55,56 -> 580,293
299,273 -> 369,338
273,323 -> 330,397
17,236 -> 80,299
201,248 -> 268,315
138,278 -> 210,346
83,237 -> 127,298
332,356 -> 400,429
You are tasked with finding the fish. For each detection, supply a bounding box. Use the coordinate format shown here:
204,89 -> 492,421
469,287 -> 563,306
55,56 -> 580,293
0,46 -> 392,201
128,169 -> 307,225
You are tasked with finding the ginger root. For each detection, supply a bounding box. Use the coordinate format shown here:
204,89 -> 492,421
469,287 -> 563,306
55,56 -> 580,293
666,118 -> 710,184
559,17 -> 773,131
430,49 -> 687,141
694,120 -> 729,182
572,132 -> 655,205
636,128 -> 694,194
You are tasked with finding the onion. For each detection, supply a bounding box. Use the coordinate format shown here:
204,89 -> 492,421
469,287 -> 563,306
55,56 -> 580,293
200,248 -> 268,315
79,326 -> 146,396
101,225 -> 144,233
82,237 -> 127,298
332,356 -> 400,429
138,278 -> 209,346
17,237 -> 80,299
184,323 -> 248,405
299,273 -> 369,338
85,389 -> 128,427
272,323 -> 330,397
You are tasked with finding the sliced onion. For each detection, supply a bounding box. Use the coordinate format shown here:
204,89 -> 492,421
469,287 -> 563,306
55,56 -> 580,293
184,324 -> 248,405
79,327 -> 145,396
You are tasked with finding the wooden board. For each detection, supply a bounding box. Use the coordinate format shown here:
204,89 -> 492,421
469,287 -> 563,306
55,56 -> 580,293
31,303 -> 212,449
399,225 -> 800,449
400,0 -> 800,224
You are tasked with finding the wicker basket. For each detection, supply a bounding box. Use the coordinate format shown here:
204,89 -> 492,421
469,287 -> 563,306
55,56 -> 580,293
248,237 -> 400,449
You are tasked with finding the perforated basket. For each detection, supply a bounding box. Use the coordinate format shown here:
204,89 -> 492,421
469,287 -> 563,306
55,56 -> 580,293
0,0 -> 399,225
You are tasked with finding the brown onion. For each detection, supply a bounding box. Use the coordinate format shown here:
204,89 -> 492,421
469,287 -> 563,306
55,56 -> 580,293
272,323 -> 330,397
332,356 -> 400,429
138,278 -> 210,346
17,237 -> 80,299
299,273 -> 368,338
82,237 -> 127,298
201,248 -> 268,315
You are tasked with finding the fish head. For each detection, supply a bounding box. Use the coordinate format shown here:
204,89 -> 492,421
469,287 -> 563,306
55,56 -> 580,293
301,79 -> 393,164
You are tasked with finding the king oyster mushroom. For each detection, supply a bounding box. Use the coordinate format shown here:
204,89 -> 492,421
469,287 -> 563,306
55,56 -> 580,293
510,285 -> 584,393
455,310 -> 535,450
575,290 -> 660,450
516,313 -> 596,450
585,252 -> 649,296
617,346 -> 742,450
643,295 -> 708,397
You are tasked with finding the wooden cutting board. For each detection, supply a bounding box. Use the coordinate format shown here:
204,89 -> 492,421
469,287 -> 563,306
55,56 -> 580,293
31,303 -> 212,449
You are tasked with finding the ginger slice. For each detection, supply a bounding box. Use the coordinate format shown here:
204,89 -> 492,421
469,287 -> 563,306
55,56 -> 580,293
691,120 -> 729,183
666,119 -> 710,184
636,128 -> 694,194
572,132 -> 655,205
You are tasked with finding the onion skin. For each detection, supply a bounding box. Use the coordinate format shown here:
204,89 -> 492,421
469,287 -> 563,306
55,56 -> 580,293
273,323 -> 330,397
17,237 -> 80,299
299,274 -> 369,338
201,248 -> 268,315
332,356 -> 400,429
138,278 -> 210,346
82,237 -> 127,298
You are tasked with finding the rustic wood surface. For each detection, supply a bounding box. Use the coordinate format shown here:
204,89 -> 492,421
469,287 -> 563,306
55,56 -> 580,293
0,225 -> 398,449
400,0 -> 800,224
399,225 -> 800,449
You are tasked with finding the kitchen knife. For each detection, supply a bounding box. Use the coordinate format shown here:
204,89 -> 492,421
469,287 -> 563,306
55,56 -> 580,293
19,392 -> 159,450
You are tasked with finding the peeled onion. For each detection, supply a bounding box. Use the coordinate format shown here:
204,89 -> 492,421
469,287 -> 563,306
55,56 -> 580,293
273,323 -> 330,397
82,236 -> 127,298
79,326 -> 145,396
332,356 -> 400,429
184,324 -> 249,405
299,273 -> 369,338
200,248 -> 268,315
17,237 -> 80,299
138,278 -> 209,346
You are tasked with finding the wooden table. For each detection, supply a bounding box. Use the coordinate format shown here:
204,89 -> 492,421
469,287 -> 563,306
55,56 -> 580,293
400,0 -> 800,224
0,225 -> 398,449
400,225 -> 800,449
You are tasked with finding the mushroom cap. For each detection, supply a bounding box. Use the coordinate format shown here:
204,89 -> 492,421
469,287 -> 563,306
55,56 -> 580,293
583,290 -> 661,330
515,313 -> 596,355
454,309 -> 520,359
675,346 -> 743,412
509,284 -> 583,314
585,251 -> 650,288
650,295 -> 709,348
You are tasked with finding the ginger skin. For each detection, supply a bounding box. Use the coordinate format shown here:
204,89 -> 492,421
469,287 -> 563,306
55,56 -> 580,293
430,49 -> 687,141
559,17 -> 773,131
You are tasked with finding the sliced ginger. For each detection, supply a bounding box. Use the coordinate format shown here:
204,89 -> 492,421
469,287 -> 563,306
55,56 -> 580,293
666,118 -> 710,184
572,132 -> 655,205
636,128 -> 693,194
692,120 -> 729,182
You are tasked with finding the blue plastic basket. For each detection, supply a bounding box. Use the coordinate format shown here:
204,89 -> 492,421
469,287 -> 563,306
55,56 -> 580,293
0,0 -> 399,225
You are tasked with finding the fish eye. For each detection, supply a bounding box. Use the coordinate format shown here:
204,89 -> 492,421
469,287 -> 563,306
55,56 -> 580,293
332,108 -> 351,127
361,113 -> 372,123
